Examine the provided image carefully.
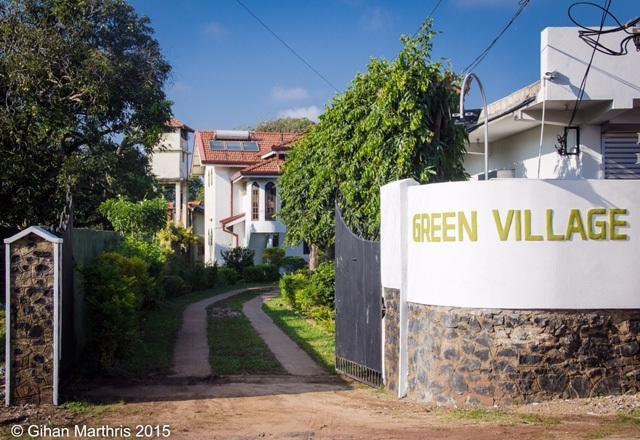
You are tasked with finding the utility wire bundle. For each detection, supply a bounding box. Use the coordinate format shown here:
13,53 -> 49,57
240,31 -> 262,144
568,1 -> 640,56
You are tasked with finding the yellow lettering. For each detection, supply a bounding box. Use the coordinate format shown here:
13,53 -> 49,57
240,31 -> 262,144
421,214 -> 430,242
546,209 -> 565,241
524,210 -> 543,241
587,209 -> 607,240
493,210 -> 514,241
458,211 -> 478,242
514,210 -> 522,241
412,214 -> 422,242
442,212 -> 456,242
431,213 -> 442,242
565,209 -> 587,240
610,208 -> 629,240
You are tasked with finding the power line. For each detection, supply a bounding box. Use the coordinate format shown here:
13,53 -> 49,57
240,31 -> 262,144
567,0 -> 611,127
413,0 -> 444,37
462,0 -> 532,74
234,0 -> 340,93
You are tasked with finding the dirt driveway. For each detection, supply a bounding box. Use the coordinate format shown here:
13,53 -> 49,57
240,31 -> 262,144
68,375 -> 638,440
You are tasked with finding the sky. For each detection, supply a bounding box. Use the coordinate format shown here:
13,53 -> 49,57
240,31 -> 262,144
129,0 -> 639,131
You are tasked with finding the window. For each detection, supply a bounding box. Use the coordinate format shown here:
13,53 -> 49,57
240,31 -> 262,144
180,129 -> 188,141
251,182 -> 259,220
272,233 -> 279,248
265,182 -> 276,221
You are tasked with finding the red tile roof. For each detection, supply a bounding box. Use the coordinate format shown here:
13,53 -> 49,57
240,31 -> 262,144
231,158 -> 285,181
195,130 -> 301,166
167,118 -> 194,132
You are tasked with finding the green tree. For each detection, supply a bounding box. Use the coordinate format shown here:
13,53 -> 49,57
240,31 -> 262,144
188,175 -> 204,202
98,197 -> 167,241
0,0 -> 172,228
279,22 -> 467,256
255,117 -> 314,133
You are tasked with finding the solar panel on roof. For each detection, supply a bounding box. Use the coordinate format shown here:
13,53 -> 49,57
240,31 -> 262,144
227,141 -> 242,151
242,142 -> 259,152
210,141 -> 225,151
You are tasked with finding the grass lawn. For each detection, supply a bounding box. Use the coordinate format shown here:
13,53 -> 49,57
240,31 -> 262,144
122,282 -> 273,376
207,290 -> 285,375
262,295 -> 335,372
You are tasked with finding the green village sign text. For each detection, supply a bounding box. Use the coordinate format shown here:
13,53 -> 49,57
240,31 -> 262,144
412,209 -> 630,243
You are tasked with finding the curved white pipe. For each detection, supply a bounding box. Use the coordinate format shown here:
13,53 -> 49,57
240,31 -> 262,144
459,73 -> 489,180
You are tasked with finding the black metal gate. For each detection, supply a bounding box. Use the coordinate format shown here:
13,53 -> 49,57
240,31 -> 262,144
335,208 -> 382,387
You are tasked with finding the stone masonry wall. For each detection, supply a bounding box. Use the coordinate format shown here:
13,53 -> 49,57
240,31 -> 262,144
407,303 -> 640,407
8,235 -> 55,405
383,288 -> 400,392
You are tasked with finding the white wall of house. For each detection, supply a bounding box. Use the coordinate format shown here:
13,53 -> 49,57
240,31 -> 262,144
464,26 -> 640,180
151,129 -> 190,225
541,27 -> 640,110
202,165 -> 306,264
151,130 -> 190,181
464,124 -> 604,179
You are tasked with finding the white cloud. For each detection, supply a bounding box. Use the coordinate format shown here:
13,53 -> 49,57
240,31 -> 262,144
278,106 -> 322,122
270,86 -> 310,102
204,21 -> 226,37
359,6 -> 393,31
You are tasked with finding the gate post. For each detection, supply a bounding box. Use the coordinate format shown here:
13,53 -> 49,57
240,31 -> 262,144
5,227 -> 62,406
381,179 -> 418,398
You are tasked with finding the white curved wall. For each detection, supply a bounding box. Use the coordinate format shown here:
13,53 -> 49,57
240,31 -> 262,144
382,179 -> 640,309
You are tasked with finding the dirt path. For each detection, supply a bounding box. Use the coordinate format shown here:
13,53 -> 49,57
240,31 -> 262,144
172,287 -> 267,377
243,293 -> 325,376
80,376 -> 640,440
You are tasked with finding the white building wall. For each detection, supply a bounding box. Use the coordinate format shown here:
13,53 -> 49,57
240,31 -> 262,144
151,131 -> 189,180
465,124 -> 604,179
541,27 -> 640,110
203,168 -> 308,265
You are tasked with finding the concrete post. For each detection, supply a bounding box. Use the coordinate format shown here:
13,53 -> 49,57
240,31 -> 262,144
174,182 -> 181,225
380,178 -> 418,398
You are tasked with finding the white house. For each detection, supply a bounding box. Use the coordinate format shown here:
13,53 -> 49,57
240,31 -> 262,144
464,27 -> 640,180
150,118 -> 194,225
191,129 -> 309,264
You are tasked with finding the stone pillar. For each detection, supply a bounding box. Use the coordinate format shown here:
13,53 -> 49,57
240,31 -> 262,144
5,228 -> 61,406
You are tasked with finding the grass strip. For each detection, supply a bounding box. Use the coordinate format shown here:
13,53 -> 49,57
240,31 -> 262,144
262,294 -> 335,373
122,282 -> 273,376
207,290 -> 285,375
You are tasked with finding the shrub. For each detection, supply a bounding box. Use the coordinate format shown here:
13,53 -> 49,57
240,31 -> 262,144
242,264 -> 280,283
218,267 -> 240,285
160,274 -> 190,298
221,247 -> 255,272
262,247 -> 285,267
81,252 -> 150,372
115,236 -> 167,276
302,262 -> 335,309
204,263 -> 218,289
281,256 -> 307,273
279,272 -> 310,310
181,262 -> 217,291
157,222 -> 200,257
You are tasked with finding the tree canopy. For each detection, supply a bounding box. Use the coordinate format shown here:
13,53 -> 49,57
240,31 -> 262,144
0,0 -> 172,228
279,22 -> 467,250
255,117 -> 314,133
